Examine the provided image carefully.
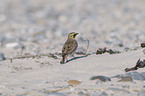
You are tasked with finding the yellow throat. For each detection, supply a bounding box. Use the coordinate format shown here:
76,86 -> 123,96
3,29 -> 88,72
68,32 -> 79,39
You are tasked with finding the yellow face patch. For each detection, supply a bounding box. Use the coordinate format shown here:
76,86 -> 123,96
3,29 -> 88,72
68,32 -> 78,39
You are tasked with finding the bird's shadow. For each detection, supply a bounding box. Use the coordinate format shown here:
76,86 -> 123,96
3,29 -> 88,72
64,55 -> 88,64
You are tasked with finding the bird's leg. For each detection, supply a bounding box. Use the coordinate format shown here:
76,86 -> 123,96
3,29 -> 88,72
60,55 -> 65,64
60,54 -> 67,64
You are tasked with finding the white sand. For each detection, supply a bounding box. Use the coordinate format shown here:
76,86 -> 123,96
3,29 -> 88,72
0,48 -> 144,96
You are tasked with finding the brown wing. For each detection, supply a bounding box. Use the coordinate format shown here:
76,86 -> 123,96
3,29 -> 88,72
62,39 -> 78,55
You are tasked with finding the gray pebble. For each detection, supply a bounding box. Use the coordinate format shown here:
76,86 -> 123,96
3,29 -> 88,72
113,72 -> 145,81
5,42 -> 24,49
90,75 -> 111,82
78,91 -> 90,96
0,53 -> 6,61
99,91 -> 108,96
44,92 -> 65,96
143,49 -> 145,55
111,74 -> 123,78
93,91 -> 108,96
124,72 -> 145,80
138,91 -> 145,96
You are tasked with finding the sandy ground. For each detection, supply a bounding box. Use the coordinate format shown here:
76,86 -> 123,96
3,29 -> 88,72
0,48 -> 144,96
0,0 -> 145,96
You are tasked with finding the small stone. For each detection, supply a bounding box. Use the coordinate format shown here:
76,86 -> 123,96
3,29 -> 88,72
43,80 -> 50,83
141,43 -> 145,48
78,91 -> 90,96
90,76 -> 111,82
45,92 -> 65,96
67,80 -> 81,86
5,42 -> 24,49
21,87 -> 25,89
99,91 -> 108,96
93,91 -> 108,96
124,47 -> 130,52
118,76 -> 133,82
111,74 -> 123,78
137,91 -> 145,96
0,53 -> 6,61
124,72 -> 145,80
143,49 -> 145,55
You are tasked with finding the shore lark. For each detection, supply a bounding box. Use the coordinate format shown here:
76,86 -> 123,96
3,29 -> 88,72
60,32 -> 79,64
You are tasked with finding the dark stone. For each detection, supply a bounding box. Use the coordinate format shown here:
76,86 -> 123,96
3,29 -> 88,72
110,74 -> 123,78
90,75 -> 111,82
141,43 -> 145,48
0,53 -> 6,61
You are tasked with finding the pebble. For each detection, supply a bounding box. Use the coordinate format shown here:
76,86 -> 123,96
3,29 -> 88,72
137,91 -> 145,96
111,74 -> 123,78
78,91 -> 90,96
45,92 -> 66,96
113,72 -> 145,81
0,53 -> 6,61
118,76 -> 133,82
124,72 -> 145,80
67,80 -> 81,86
5,42 -> 24,49
93,91 -> 108,96
100,91 -> 108,96
143,48 -> 145,55
141,43 -> 145,48
90,76 -> 111,82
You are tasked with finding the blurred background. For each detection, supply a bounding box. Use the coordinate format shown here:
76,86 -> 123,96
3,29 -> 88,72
0,0 -> 145,57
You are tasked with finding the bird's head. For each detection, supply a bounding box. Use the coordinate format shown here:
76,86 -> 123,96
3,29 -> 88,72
68,32 -> 79,39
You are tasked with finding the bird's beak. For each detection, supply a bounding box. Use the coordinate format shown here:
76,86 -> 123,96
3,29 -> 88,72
74,33 -> 79,37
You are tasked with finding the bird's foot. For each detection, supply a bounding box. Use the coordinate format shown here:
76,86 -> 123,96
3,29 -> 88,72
60,61 -> 65,64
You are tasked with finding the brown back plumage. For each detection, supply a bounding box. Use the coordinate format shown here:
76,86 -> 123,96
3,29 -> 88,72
62,38 -> 78,55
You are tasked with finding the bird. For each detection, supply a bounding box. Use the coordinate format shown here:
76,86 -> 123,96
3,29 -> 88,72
60,32 -> 79,64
